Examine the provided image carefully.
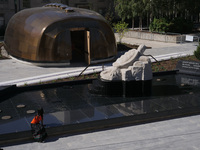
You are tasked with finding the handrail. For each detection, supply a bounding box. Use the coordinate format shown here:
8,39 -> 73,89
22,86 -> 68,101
78,63 -> 91,77
142,54 -> 158,63
78,54 -> 158,77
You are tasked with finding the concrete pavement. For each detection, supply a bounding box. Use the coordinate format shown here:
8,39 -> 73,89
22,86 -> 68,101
0,59 -> 107,86
3,114 -> 200,150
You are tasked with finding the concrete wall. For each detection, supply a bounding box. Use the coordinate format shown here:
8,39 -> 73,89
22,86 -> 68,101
125,30 -> 185,43
0,0 -> 111,27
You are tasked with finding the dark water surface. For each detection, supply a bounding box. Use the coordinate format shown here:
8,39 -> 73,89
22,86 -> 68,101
0,74 -> 200,135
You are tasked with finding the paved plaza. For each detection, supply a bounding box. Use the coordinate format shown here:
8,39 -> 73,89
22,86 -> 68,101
1,36 -> 200,150
0,36 -> 197,86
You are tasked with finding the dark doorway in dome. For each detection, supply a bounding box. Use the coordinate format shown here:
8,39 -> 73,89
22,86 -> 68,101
71,29 -> 90,64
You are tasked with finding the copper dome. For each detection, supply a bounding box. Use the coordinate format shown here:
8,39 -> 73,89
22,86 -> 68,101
4,4 -> 117,66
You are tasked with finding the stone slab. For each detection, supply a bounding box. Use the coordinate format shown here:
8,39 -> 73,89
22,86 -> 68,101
176,60 -> 200,76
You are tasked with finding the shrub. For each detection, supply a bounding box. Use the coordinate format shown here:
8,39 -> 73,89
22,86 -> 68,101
149,18 -> 171,33
113,21 -> 129,43
194,43 -> 200,60
150,18 -> 193,34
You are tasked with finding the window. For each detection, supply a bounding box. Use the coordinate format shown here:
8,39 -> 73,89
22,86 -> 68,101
42,0 -> 50,3
76,4 -> 90,9
80,0 -> 87,2
23,0 -> 30,8
0,0 -> 8,3
0,15 -> 5,36
0,15 -> 4,26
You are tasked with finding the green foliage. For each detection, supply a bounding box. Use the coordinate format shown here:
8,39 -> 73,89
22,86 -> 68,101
114,0 -> 131,21
149,18 -> 171,33
194,43 -> 200,60
114,0 -> 150,29
150,18 -> 193,33
104,5 -> 114,26
151,62 -> 167,72
113,21 -> 129,43
115,0 -> 200,31
69,77 -> 75,80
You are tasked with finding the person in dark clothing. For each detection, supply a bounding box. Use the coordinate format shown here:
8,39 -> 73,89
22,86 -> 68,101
31,108 -> 47,142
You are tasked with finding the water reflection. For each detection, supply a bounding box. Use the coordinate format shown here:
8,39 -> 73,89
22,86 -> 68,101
0,74 -> 200,135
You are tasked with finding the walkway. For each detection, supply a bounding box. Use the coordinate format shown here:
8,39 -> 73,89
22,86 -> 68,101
0,36 -> 197,86
3,115 -> 200,150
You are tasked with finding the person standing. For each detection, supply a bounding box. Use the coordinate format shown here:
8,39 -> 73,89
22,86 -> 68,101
31,108 -> 47,142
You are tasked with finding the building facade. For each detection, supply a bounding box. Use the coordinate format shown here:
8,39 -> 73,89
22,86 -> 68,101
67,0 -> 113,16
0,0 -> 113,36
0,0 -> 112,25
0,0 -> 65,28
23,0 -> 64,9
0,0 -> 22,27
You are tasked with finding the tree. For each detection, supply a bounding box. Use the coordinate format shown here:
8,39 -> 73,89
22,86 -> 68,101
115,0 -> 200,30
133,0 -> 151,30
115,0 -> 151,30
194,42 -> 200,60
114,0 -> 136,28
104,1 -> 114,26
150,0 -> 200,21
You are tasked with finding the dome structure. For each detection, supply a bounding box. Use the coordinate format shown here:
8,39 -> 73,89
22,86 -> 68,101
4,3 -> 117,66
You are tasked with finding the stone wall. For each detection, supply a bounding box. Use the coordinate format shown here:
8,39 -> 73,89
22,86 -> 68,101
125,30 -> 185,43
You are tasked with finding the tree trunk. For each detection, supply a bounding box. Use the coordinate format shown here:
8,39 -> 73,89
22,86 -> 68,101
139,16 -> 142,30
132,18 -> 134,29
147,12 -> 149,28
150,12 -> 153,24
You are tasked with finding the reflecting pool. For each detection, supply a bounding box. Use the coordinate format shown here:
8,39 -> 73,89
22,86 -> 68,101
0,73 -> 200,136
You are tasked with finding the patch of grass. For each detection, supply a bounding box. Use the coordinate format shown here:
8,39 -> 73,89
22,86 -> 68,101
194,43 -> 200,60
